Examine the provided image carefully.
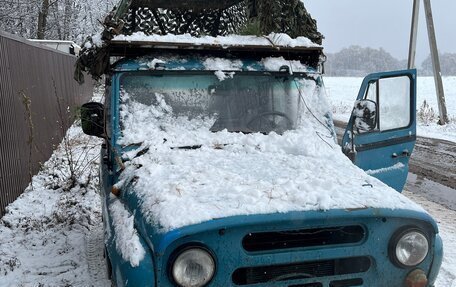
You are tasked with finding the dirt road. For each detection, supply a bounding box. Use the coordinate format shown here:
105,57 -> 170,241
410,137 -> 456,189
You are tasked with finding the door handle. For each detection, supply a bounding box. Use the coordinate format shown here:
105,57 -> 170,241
392,150 -> 411,158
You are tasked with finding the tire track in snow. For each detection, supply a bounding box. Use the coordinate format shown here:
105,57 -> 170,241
85,219 -> 110,285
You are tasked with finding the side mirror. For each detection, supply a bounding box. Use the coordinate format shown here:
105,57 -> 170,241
352,100 -> 377,133
81,102 -> 105,138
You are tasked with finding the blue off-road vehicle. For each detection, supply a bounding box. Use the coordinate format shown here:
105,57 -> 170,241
78,1 -> 442,286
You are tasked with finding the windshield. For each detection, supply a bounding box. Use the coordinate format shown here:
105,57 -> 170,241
119,72 -> 302,136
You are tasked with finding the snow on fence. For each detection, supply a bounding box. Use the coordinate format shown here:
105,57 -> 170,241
0,31 -> 93,216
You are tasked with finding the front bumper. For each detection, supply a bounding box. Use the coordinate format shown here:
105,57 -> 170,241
148,208 -> 442,287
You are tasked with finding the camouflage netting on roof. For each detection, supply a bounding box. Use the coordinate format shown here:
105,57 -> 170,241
75,0 -> 323,83
123,6 -> 247,36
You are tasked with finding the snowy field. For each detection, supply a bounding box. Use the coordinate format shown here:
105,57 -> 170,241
0,88 -> 455,286
325,76 -> 456,143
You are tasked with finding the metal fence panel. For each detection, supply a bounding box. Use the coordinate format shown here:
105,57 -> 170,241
0,31 -> 93,216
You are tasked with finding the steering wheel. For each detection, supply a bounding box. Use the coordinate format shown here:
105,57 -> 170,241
247,111 -> 293,132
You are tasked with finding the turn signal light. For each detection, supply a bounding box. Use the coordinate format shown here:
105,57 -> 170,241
405,269 -> 428,287
112,186 -> 121,196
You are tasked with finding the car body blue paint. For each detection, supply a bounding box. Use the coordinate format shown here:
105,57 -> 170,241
95,58 -> 442,286
112,57 -> 319,74
105,232 -> 155,287
100,149 -> 156,287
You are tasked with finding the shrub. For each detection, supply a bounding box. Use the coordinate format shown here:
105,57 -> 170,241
417,100 -> 436,126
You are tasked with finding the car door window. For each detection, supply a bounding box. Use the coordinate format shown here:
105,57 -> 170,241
363,76 -> 411,132
378,76 -> 411,131
365,81 -> 377,103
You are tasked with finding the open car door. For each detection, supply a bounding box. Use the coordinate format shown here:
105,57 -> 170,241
342,70 -> 417,192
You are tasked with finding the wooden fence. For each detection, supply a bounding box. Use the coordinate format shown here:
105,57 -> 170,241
0,31 -> 93,216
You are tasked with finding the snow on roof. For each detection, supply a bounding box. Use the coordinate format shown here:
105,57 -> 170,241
112,32 -> 322,49
117,74 -> 425,233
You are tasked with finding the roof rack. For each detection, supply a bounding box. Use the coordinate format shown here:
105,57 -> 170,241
109,34 -> 322,54
108,35 -> 323,68
109,40 -> 322,54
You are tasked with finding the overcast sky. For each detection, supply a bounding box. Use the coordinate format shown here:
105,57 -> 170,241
303,0 -> 456,64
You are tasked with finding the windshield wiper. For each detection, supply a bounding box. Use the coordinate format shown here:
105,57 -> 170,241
170,145 -> 203,150
121,142 -> 149,162
170,143 -> 235,150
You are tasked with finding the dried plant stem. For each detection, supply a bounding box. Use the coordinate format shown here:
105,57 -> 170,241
20,90 -> 34,190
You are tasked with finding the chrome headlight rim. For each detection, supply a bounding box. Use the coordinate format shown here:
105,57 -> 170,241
389,227 -> 430,268
169,244 -> 216,287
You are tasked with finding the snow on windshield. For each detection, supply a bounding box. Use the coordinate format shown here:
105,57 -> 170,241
118,73 -> 303,137
117,75 -> 424,232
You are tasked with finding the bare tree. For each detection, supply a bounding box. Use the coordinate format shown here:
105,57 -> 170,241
0,0 -> 40,38
0,0 -> 116,41
37,0 -> 50,39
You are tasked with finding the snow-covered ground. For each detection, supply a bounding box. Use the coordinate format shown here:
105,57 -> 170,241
325,76 -> 456,143
0,124 -> 109,286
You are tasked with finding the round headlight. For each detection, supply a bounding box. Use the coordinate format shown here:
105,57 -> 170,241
394,230 -> 429,267
172,248 -> 215,287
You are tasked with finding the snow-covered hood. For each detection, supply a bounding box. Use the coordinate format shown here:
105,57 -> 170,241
120,133 -> 424,233
115,77 -> 425,233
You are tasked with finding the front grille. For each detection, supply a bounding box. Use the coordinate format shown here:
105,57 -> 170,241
243,225 -> 365,252
330,278 -> 363,287
232,256 -> 371,285
290,283 -> 323,287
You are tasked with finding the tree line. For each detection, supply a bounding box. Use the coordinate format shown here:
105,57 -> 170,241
0,0 -> 115,43
325,45 -> 456,77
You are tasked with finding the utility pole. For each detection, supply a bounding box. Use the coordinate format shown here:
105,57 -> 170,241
408,0 -> 420,69
423,0 -> 449,124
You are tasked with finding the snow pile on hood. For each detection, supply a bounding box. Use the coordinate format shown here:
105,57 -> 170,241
113,32 -> 321,48
117,78 -> 424,232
